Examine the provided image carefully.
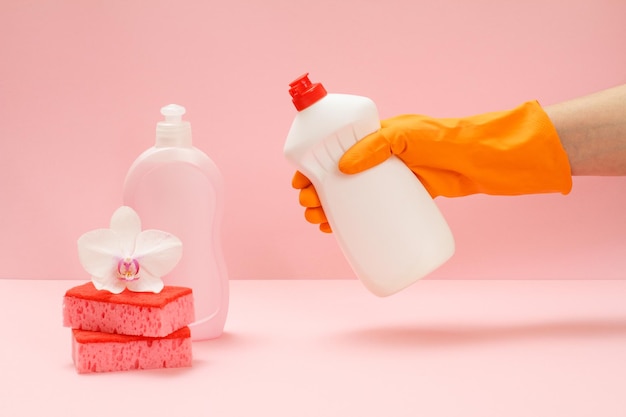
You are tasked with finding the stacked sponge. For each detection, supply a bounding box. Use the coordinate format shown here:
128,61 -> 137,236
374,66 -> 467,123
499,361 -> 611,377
63,282 -> 195,374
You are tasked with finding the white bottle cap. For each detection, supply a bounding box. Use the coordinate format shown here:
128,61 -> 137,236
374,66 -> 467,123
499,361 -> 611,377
156,104 -> 192,147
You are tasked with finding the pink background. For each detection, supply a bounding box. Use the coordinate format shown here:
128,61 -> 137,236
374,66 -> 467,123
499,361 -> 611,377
1,0 -> 625,281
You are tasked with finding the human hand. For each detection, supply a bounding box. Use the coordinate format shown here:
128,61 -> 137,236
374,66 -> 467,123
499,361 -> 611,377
292,170 -> 331,233
292,101 -> 572,231
339,101 -> 572,198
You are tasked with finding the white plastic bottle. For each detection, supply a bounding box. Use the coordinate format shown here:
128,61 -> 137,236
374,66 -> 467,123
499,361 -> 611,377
123,104 -> 228,340
284,74 -> 455,296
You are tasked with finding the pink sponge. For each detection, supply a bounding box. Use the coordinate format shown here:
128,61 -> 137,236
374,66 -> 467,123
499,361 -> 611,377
72,327 -> 192,373
63,282 -> 195,338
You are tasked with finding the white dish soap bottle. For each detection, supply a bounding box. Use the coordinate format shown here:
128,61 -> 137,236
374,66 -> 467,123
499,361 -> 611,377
123,104 -> 228,340
284,74 -> 455,296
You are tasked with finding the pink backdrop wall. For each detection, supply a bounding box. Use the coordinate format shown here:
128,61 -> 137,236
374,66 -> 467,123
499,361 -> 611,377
1,0 -> 625,280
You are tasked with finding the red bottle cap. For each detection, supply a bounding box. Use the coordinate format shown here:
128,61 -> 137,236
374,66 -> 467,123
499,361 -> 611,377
289,73 -> 327,111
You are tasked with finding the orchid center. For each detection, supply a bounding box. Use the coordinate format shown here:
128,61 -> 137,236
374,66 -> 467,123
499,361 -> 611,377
117,258 -> 140,282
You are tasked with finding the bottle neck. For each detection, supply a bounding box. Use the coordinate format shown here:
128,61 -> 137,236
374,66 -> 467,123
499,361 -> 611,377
155,121 -> 192,147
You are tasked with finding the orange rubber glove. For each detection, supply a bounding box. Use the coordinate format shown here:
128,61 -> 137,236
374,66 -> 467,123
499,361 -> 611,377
292,170 -> 332,233
292,100 -> 572,231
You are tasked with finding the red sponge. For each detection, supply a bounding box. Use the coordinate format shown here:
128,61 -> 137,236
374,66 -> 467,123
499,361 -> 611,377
63,281 -> 195,373
72,327 -> 192,374
63,282 -> 194,337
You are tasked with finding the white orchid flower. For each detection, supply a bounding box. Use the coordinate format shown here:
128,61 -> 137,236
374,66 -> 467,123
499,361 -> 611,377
77,206 -> 182,294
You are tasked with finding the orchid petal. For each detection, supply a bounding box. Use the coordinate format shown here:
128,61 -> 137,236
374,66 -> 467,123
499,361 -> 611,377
92,274 -> 127,294
134,230 -> 183,278
109,206 -> 141,256
126,269 -> 164,293
77,229 -> 121,278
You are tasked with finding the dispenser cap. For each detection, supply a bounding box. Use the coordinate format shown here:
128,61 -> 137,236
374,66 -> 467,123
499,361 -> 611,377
161,104 -> 186,121
156,104 -> 192,147
289,73 -> 327,111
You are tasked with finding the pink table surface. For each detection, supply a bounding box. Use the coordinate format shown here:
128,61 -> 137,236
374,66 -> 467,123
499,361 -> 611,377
2,278 -> 626,416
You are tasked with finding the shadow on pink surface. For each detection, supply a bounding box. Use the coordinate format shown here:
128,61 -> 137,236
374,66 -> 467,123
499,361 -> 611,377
334,319 -> 626,349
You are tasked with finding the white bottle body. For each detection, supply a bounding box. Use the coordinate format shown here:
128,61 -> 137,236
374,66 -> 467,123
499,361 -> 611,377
123,145 -> 229,340
284,93 -> 455,296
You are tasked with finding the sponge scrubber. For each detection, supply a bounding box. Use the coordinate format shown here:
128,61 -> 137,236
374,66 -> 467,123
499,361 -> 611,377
72,327 -> 192,374
63,282 -> 195,338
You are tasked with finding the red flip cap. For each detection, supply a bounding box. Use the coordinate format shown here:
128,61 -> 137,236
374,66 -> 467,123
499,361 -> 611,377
289,73 -> 327,111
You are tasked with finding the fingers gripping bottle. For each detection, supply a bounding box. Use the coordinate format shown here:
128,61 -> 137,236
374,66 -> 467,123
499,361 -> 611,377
123,104 -> 229,340
284,74 -> 455,296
